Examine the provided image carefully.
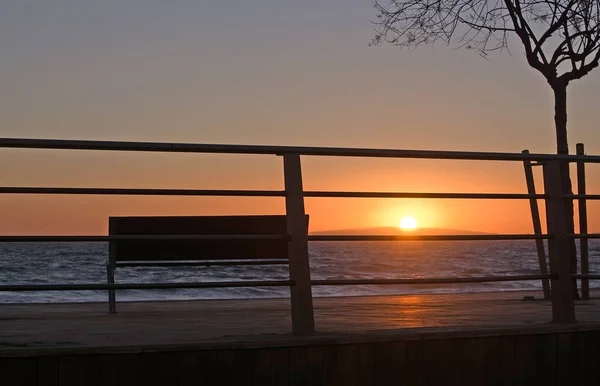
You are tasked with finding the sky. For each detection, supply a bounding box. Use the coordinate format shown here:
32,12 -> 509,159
0,0 -> 599,234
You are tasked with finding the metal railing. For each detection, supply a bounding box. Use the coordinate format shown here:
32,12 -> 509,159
0,137 -> 597,335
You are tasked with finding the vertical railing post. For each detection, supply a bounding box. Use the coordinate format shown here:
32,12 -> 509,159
576,143 -> 589,300
283,153 -> 315,335
107,218 -> 117,314
522,150 -> 551,300
543,160 -> 576,323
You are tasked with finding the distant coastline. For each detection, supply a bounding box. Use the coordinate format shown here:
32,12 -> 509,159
310,226 -> 494,235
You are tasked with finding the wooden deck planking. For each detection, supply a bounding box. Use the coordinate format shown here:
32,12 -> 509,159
1,290 -> 600,350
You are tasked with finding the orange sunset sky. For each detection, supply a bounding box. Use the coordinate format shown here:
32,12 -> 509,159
1,1 -> 599,235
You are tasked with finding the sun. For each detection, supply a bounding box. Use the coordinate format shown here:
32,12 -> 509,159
399,216 -> 418,231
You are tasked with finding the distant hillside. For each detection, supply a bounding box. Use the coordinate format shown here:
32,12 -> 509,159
310,226 -> 493,235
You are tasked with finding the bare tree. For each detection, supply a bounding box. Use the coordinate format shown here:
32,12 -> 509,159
372,0 -> 600,298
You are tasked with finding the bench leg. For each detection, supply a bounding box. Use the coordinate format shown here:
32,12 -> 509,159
107,265 -> 117,314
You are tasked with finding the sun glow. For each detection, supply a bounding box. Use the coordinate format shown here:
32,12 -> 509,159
399,216 -> 418,230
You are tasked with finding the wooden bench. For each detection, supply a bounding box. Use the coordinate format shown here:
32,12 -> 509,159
107,215 -> 306,313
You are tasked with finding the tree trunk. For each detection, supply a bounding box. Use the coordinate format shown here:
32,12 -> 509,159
552,81 -> 580,299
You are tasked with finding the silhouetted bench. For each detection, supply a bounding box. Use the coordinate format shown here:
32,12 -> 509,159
107,215 -> 304,313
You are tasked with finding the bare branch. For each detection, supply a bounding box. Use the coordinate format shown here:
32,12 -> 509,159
534,0 -> 578,55
372,0 -> 600,83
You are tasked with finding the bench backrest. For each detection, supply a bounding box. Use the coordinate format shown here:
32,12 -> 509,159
108,215 -> 308,263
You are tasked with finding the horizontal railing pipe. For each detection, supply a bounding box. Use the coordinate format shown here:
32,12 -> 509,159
0,275 -> 558,292
308,234 -> 550,241
304,191 -> 545,199
0,187 -> 547,200
0,280 -> 293,291
0,187 -> 285,197
568,234 -> 600,239
15,187 -> 600,201
3,137 -> 600,162
567,194 -> 600,200
0,235 -> 289,242
311,274 -> 556,286
572,274 -> 600,280
0,234 -> 550,242
116,260 -> 289,267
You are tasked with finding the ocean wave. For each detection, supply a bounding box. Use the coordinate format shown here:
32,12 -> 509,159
0,240 -> 597,303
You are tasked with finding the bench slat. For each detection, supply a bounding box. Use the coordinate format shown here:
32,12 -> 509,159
109,215 -> 305,262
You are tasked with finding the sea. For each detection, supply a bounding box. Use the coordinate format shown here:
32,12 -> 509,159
1,240 -> 598,303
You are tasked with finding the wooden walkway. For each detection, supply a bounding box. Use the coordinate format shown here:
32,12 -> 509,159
1,290 -> 600,350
